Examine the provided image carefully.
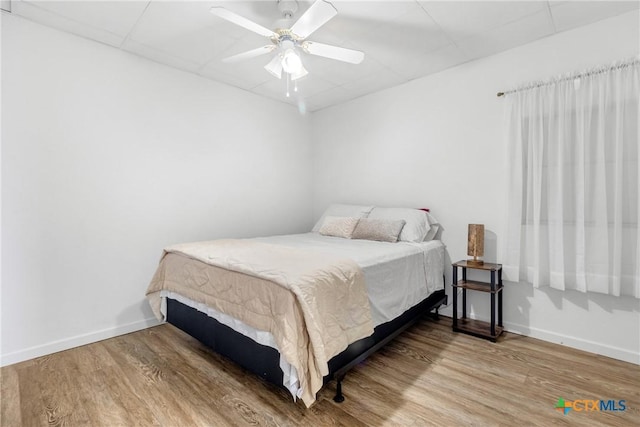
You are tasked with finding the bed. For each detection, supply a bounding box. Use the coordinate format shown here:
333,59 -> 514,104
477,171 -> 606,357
146,205 -> 446,407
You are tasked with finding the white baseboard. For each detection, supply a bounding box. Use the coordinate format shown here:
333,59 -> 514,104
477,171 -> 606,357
0,317 -> 162,367
438,307 -> 639,365
501,321 -> 639,365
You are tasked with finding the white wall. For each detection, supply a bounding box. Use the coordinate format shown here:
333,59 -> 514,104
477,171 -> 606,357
1,14 -> 313,365
3,8 -> 639,367
311,10 -> 640,364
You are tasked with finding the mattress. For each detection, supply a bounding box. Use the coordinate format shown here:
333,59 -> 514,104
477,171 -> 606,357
158,233 -> 445,400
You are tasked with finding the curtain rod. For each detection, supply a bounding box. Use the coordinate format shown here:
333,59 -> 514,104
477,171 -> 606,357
496,57 -> 639,98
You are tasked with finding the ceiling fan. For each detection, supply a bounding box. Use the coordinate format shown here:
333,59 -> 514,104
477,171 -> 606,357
210,0 -> 365,83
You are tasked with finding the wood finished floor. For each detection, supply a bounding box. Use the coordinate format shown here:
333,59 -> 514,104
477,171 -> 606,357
2,317 -> 639,427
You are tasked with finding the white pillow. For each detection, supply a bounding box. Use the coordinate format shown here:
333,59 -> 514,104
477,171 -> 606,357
424,212 -> 441,241
318,216 -> 360,239
312,204 -> 374,232
367,207 -> 429,243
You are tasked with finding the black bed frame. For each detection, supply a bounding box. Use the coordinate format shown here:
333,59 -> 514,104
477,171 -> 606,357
167,289 -> 447,403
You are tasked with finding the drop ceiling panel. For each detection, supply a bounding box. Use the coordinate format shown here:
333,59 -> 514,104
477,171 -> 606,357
389,43 -> 469,80
126,1 -> 251,66
312,2 -> 424,46
305,85 -> 350,111
292,75 -> 337,98
351,8 -> 451,68
303,52 -> 387,86
549,1 -> 640,32
15,0 -> 148,38
210,0 -> 314,36
456,10 -> 556,60
123,39 -> 202,73
8,1 -> 639,112
419,1 -> 548,41
10,0 -> 146,47
336,1 -> 423,23
198,66 -> 263,91
340,65 -> 406,99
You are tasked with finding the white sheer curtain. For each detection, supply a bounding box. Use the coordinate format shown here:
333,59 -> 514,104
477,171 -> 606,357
503,59 -> 639,297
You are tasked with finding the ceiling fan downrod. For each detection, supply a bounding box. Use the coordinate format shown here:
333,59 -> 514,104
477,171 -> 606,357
278,0 -> 299,20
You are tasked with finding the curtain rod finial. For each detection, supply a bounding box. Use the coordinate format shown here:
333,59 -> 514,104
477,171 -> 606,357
497,92 -> 505,97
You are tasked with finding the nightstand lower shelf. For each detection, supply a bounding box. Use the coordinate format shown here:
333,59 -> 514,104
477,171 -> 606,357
454,318 -> 503,342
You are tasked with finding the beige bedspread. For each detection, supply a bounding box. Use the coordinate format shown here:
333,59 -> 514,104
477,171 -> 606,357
146,239 -> 374,407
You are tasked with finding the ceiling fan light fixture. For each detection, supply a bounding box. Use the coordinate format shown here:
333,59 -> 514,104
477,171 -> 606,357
291,64 -> 308,81
281,48 -> 302,74
264,54 -> 283,79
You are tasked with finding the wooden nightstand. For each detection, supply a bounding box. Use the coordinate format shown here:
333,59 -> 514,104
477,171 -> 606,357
452,260 -> 503,342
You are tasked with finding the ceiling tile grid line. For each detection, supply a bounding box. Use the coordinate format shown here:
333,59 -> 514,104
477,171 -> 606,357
14,0 -> 152,45
414,1 -> 461,51
10,1 -> 122,47
117,0 -> 153,50
8,0 -> 640,112
544,1 -> 558,33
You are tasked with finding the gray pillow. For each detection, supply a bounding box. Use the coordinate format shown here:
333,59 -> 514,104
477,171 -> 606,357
318,216 -> 360,238
312,204 -> 374,232
352,218 -> 406,243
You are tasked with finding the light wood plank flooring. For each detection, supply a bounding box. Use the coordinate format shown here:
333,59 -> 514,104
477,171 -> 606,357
2,317 -> 638,426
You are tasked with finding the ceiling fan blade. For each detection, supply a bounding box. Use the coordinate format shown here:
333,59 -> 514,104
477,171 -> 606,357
210,7 -> 278,38
304,41 -> 364,64
222,46 -> 276,64
290,0 -> 337,39
264,54 -> 283,79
